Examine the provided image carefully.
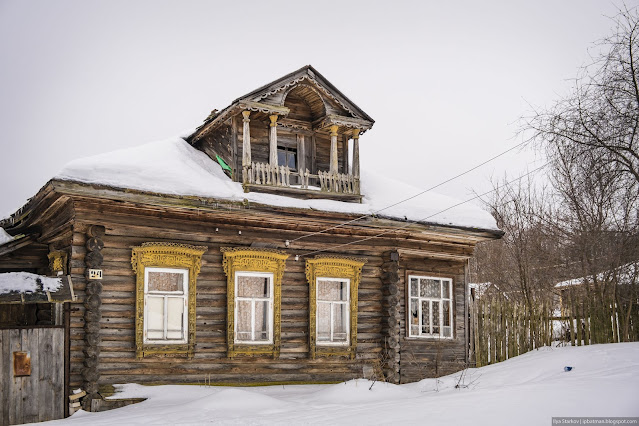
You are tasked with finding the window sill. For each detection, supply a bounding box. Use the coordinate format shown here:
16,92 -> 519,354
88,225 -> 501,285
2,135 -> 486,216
228,343 -> 279,359
404,335 -> 455,341
137,343 -> 194,359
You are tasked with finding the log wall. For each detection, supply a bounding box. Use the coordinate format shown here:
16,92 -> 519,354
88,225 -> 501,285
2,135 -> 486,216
397,258 -> 468,382
63,197 -> 476,387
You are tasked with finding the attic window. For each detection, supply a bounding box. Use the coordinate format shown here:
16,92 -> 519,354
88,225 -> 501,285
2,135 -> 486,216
277,146 -> 297,170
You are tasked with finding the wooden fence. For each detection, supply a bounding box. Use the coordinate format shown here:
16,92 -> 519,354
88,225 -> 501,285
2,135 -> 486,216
469,291 -> 639,367
469,297 -> 554,367
560,286 -> 639,346
0,327 -> 65,425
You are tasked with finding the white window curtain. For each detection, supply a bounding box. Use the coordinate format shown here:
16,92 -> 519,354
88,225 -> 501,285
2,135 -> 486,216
144,268 -> 189,343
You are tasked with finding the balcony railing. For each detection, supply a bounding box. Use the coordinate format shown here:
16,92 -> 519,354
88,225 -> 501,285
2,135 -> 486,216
242,162 -> 359,195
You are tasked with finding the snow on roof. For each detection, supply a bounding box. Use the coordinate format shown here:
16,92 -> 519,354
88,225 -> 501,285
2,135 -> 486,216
55,137 -> 498,231
468,282 -> 492,297
0,228 -> 13,246
0,272 -> 63,295
554,262 -> 638,288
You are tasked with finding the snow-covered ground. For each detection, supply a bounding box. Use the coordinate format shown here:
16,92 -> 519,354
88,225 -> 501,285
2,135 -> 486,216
47,342 -> 639,425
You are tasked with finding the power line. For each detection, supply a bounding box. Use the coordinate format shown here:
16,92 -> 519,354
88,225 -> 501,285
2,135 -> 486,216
288,139 -> 530,244
297,161 -> 549,258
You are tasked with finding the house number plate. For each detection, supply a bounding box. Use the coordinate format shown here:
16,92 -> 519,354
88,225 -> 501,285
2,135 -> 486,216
88,269 -> 103,280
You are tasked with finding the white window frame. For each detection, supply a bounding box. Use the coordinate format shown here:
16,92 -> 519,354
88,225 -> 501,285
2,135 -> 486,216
407,275 -> 453,339
234,271 -> 274,345
143,267 -> 189,344
316,277 -> 350,347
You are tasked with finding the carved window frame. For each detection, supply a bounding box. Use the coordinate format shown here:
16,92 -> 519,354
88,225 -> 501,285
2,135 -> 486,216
221,248 -> 289,358
306,256 -> 366,359
131,243 -> 207,358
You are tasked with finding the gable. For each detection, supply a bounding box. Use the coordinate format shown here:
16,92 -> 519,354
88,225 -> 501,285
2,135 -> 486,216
189,65 -> 374,144
237,65 -> 373,121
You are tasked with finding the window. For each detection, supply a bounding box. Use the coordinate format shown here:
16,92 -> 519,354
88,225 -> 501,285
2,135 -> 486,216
277,146 -> 297,170
408,275 -> 453,339
316,278 -> 350,345
235,272 -> 273,344
306,257 -> 366,359
144,267 -> 188,343
131,243 -> 207,358
221,248 -> 289,358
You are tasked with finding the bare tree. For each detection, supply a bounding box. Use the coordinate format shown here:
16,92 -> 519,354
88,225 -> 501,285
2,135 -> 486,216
527,6 -> 639,185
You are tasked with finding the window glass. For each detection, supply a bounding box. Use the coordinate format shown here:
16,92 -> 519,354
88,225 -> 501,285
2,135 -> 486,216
317,303 -> 331,341
277,146 -> 297,170
333,303 -> 348,342
432,301 -> 440,335
235,272 -> 273,343
144,268 -> 188,343
316,278 -> 349,345
287,152 -> 296,170
237,300 -> 252,341
410,277 -> 418,297
148,271 -> 184,292
166,297 -> 185,340
318,279 -> 347,301
442,281 -> 450,299
421,278 -> 440,298
421,301 -> 430,334
238,275 -> 269,298
146,296 -> 164,339
254,300 -> 269,341
443,300 -> 451,327
277,150 -> 287,168
409,276 -> 453,339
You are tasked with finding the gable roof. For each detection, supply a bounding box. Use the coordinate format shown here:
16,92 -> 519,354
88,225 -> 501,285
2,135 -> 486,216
188,65 -> 374,144
236,65 -> 374,122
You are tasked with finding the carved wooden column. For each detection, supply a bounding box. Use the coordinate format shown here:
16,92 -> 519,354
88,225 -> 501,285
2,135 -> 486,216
297,134 -> 305,172
352,129 -> 361,179
381,250 -> 401,383
269,114 -> 279,167
242,111 -> 251,183
329,125 -> 339,174
82,225 -> 105,409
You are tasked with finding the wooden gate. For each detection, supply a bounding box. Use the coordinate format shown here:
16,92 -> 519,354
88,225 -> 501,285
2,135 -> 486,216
0,327 -> 65,425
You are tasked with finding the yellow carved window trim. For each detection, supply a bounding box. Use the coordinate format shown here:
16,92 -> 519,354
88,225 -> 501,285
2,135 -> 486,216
131,242 -> 207,359
221,248 -> 289,359
306,256 -> 366,359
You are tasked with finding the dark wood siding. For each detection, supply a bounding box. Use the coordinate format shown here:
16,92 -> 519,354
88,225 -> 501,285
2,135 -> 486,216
398,258 -> 468,382
68,199 -> 390,386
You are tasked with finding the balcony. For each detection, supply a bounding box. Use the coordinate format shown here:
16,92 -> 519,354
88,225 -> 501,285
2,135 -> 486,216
242,162 -> 361,203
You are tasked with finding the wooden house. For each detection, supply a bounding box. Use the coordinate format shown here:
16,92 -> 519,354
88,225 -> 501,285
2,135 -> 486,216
0,65 -> 501,420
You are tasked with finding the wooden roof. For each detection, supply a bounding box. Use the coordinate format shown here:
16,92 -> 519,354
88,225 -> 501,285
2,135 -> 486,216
0,275 -> 75,304
189,65 -> 375,143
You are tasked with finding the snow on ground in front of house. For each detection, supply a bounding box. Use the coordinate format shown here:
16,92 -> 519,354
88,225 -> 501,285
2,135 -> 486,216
55,137 -> 498,231
0,271 -> 62,294
0,227 -> 13,245
46,342 -> 639,425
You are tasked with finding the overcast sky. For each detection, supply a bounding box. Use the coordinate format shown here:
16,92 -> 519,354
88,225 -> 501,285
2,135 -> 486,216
0,0 -> 626,218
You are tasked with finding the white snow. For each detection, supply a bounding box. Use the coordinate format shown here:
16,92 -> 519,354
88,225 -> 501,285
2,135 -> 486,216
55,137 -> 498,231
0,271 -> 63,295
44,342 -> 639,425
555,262 -> 638,288
468,282 -> 492,297
0,228 -> 13,246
